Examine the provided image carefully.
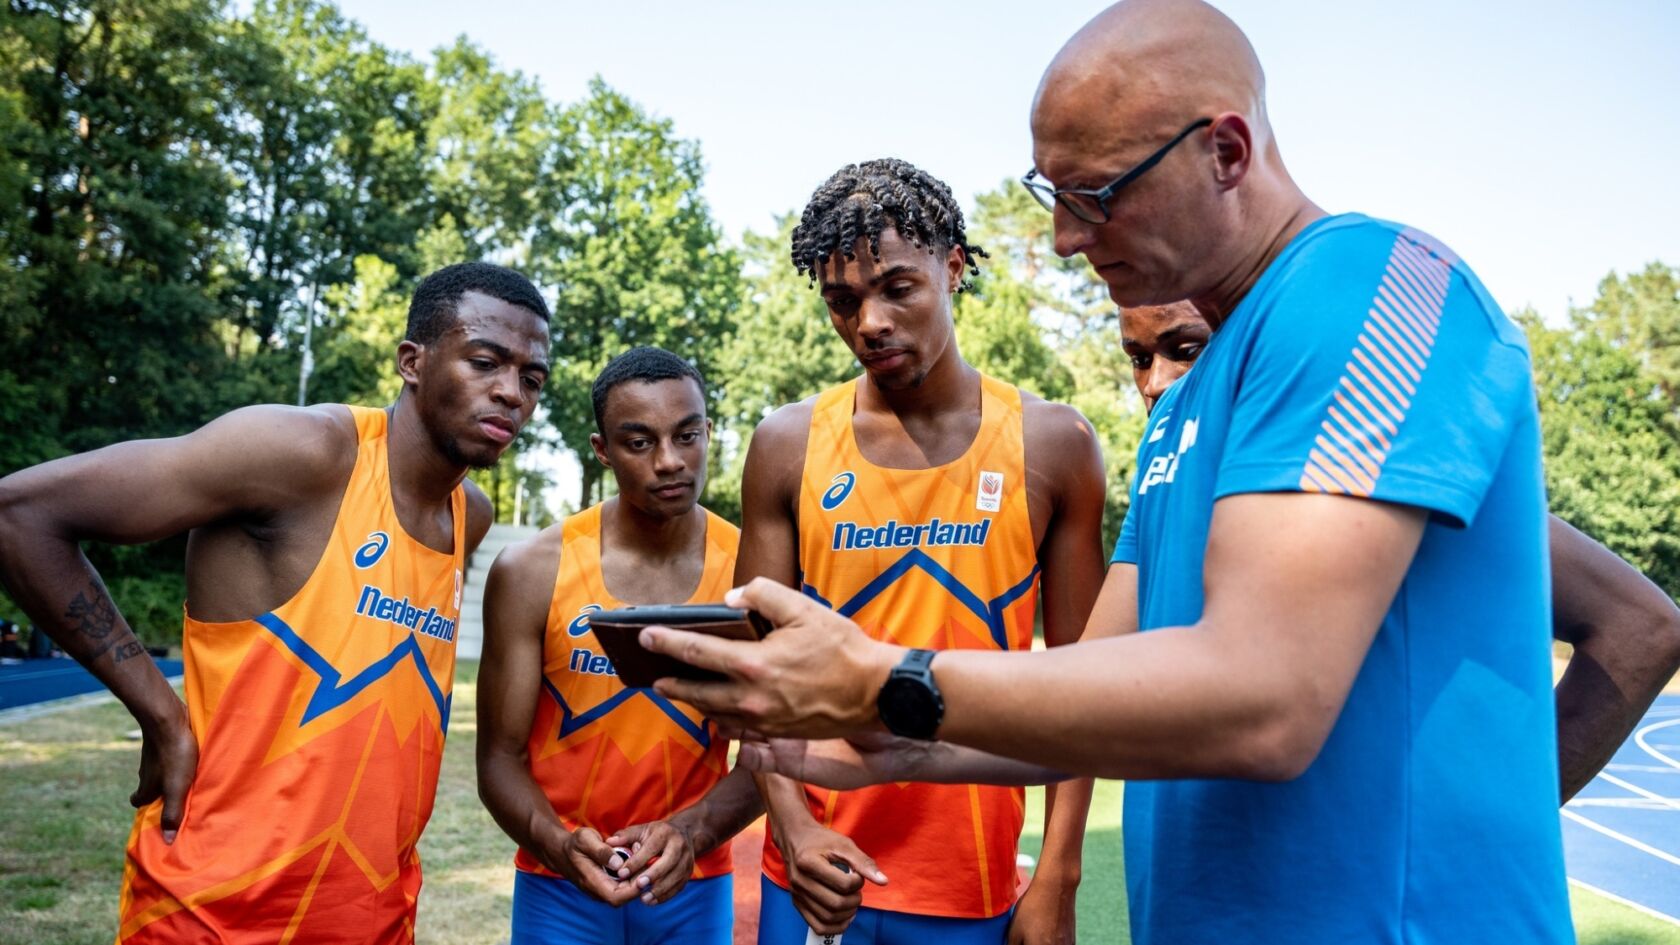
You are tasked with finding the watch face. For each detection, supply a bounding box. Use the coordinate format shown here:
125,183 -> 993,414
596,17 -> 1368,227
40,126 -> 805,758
880,675 -> 940,740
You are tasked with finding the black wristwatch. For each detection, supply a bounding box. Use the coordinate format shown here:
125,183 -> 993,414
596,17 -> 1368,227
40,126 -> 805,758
876,648 -> 945,740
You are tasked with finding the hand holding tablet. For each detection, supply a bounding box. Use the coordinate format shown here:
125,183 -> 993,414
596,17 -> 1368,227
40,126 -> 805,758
587,603 -> 773,689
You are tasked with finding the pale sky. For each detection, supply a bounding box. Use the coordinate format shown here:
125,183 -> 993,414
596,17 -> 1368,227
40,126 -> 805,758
331,0 -> 1680,322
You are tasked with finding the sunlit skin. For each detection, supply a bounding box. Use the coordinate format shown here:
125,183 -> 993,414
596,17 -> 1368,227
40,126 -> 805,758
817,225 -> 968,398
404,290 -> 551,472
591,377 -> 713,532
1029,0 -> 1323,319
0,283 -> 543,853
477,371 -> 765,911
736,216 -> 1108,938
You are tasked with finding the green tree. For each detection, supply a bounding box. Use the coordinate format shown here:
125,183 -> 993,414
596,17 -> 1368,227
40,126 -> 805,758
308,253 -> 406,404
1524,309 -> 1680,595
0,0 -> 254,643
422,38 -> 551,259
533,78 -> 740,507
1063,321 -> 1147,546
0,0 -> 247,472
222,0 -> 434,399
1573,261 -> 1680,410
954,263 -> 1074,403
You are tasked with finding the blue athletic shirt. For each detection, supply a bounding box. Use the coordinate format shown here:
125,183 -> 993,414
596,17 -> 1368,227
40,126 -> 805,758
1111,214 -> 1571,944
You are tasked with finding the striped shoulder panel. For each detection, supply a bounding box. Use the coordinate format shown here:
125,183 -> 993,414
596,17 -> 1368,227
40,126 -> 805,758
1300,230 -> 1453,497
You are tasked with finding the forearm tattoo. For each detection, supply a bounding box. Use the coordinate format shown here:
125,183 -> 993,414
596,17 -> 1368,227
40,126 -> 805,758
111,640 -> 145,664
65,587 -> 118,640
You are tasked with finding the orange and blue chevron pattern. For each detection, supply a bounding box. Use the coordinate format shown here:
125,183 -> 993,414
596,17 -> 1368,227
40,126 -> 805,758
764,374 -> 1039,920
118,406 -> 462,945
518,504 -> 739,880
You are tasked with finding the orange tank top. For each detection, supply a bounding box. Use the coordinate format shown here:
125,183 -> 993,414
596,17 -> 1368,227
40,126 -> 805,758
761,375 -> 1039,919
119,406 -> 464,945
517,503 -> 739,879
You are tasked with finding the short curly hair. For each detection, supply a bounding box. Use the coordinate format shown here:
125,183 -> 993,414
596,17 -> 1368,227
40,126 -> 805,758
789,158 -> 987,292
405,262 -> 549,345
591,346 -> 707,434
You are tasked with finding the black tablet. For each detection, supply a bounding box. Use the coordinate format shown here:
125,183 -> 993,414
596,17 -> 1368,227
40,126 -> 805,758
586,604 -> 772,689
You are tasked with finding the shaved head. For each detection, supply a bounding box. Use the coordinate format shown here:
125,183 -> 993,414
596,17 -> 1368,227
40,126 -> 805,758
1030,0 -> 1321,318
1034,0 -> 1269,160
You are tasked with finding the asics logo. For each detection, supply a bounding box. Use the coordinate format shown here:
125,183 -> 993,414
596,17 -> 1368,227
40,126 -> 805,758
354,531 -> 390,569
821,471 -> 856,511
568,604 -> 603,638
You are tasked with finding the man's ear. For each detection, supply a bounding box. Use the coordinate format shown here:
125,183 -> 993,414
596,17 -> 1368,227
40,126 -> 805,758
397,339 -> 424,388
1209,112 -> 1253,191
946,244 -> 966,294
589,432 -> 611,470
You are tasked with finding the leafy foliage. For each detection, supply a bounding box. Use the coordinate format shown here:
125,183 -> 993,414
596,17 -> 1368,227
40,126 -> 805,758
1,1 -> 1674,644
1572,262 -> 1680,410
1526,309 -> 1680,595
0,4 -> 738,640
533,78 -> 740,507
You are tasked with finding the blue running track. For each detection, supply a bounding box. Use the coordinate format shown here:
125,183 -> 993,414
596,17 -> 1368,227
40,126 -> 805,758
1564,694 -> 1680,928
0,658 -> 184,711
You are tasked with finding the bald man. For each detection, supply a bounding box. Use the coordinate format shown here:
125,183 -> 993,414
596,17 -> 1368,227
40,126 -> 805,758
640,3 -> 1598,942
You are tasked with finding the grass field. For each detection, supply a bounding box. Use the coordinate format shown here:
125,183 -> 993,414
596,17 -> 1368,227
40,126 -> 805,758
2,662 -> 1677,944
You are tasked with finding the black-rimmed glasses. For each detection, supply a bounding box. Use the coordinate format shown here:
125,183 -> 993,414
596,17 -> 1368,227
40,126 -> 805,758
1022,117 -> 1214,224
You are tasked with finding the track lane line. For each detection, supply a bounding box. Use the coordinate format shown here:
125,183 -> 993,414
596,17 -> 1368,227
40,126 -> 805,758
1562,808 -> 1680,868
1568,879 -> 1680,928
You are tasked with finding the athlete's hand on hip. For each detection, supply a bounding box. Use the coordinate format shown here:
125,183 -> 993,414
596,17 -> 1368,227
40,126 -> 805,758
130,697 -> 197,845
734,731 -> 927,791
777,821 -> 887,936
641,578 -> 901,738
605,820 -> 694,906
1008,871 -> 1079,945
537,824 -> 637,905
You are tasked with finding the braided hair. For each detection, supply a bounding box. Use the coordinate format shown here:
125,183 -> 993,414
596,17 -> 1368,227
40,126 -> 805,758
790,158 -> 988,292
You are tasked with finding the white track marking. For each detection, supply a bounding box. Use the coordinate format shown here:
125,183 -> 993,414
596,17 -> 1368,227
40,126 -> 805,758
1569,879 -> 1680,927
1590,771 -> 1680,812
1561,808 -> 1680,868
1636,718 -> 1680,774
1606,763 -> 1680,774
1569,798 -> 1680,811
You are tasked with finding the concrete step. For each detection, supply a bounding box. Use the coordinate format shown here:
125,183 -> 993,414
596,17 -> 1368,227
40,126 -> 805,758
457,524 -> 539,662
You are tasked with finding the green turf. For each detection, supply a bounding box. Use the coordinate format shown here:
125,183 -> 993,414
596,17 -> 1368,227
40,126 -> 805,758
1572,882 -> 1680,945
3,667 -> 1678,944
0,697 -> 149,945
1020,780 -> 1130,943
